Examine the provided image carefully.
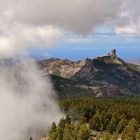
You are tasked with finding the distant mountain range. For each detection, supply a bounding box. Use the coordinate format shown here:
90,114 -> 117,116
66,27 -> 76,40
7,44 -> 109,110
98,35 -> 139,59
38,50 -> 140,98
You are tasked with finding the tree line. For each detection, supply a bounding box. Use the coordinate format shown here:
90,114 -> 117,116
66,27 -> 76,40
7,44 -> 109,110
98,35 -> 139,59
49,97 -> 140,140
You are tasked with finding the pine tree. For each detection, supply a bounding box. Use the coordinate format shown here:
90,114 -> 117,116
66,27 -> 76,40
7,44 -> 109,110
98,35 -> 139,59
122,119 -> 138,140
29,136 -> 33,140
63,124 -> 75,140
56,118 -> 66,140
112,132 -> 118,140
107,116 -> 118,133
116,119 -> 128,133
79,116 -> 86,124
77,124 -> 91,140
65,114 -> 71,125
96,134 -> 101,140
136,128 -> 140,140
102,132 -> 111,140
74,123 -> 81,140
49,122 -> 57,140
103,117 -> 110,131
89,111 -> 101,131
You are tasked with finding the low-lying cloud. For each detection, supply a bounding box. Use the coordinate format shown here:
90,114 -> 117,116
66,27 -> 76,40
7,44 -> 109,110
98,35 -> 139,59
0,59 -> 62,140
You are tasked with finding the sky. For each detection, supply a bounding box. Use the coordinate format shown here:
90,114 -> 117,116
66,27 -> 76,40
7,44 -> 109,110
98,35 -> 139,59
0,0 -> 139,60
30,34 -> 140,61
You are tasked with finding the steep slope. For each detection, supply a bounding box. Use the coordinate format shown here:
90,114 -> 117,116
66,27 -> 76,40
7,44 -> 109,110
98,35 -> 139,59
39,55 -> 140,97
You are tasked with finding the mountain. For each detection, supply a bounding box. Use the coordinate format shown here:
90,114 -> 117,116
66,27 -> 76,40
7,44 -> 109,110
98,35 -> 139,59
39,50 -> 140,97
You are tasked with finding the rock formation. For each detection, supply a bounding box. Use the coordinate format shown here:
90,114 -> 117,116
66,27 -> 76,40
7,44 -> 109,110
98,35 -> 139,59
111,49 -> 116,58
107,49 -> 116,58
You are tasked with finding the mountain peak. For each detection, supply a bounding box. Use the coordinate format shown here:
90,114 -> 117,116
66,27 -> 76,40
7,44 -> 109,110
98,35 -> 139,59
93,49 -> 125,65
39,50 -> 140,97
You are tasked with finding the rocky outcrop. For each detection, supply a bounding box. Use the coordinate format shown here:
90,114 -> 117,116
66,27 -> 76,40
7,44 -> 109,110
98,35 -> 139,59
107,49 -> 116,58
39,58 -> 87,78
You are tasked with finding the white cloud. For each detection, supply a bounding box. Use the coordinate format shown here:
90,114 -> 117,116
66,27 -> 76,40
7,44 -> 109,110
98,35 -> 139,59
0,0 -> 139,57
115,25 -> 137,34
115,0 -> 140,35
115,20 -> 140,35
0,22 -> 63,58
0,0 -> 125,33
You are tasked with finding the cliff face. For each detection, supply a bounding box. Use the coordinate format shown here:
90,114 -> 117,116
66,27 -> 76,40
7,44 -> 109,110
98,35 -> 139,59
39,56 -> 140,97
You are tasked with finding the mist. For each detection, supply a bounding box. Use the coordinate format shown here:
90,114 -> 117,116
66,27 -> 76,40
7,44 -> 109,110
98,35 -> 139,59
0,1 -> 64,139
0,58 -> 62,140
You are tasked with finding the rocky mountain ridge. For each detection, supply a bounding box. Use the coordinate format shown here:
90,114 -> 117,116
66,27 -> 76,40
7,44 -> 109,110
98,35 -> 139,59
39,50 -> 140,97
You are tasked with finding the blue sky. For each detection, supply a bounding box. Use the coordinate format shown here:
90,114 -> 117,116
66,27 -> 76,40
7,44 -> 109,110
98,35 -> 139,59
30,33 -> 140,61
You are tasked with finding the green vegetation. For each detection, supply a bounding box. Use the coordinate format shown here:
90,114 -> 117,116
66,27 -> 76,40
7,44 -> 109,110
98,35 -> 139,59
49,97 -> 140,139
49,115 -> 91,140
29,136 -> 33,140
126,63 -> 140,73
